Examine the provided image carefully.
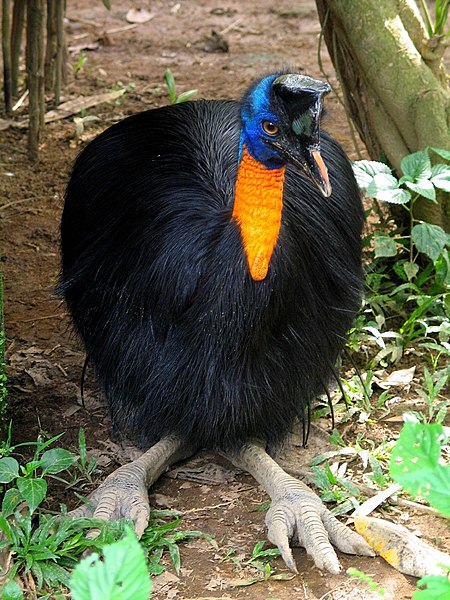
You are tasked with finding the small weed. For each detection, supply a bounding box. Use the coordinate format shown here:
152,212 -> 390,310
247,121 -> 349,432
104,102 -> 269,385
70,54 -> 87,78
347,567 -> 385,596
164,68 -> 198,104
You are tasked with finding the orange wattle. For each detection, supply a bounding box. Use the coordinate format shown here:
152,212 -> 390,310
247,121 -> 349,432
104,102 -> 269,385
232,146 -> 285,281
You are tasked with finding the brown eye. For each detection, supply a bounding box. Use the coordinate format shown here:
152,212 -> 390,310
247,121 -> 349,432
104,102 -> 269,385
262,121 -> 280,136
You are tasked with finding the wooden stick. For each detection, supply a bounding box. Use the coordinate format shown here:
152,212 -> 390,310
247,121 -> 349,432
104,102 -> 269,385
10,0 -> 25,97
26,0 -> 45,160
2,0 -> 12,113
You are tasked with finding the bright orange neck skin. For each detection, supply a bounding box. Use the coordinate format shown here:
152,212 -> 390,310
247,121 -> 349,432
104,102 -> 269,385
232,145 -> 286,281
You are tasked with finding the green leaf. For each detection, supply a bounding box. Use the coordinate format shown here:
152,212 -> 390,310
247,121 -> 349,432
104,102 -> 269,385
16,477 -> 47,513
405,179 -> 436,201
352,160 -> 392,190
430,147 -> 450,161
2,487 -> 22,517
390,422 -> 450,517
41,448 -> 77,474
164,68 -> 177,104
366,173 -> 411,203
0,457 -> 19,483
366,173 -> 398,195
412,223 -> 447,262
415,573 -> 450,599
175,89 -> 198,104
102,0 -> 111,9
0,580 -> 24,600
403,261 -> 419,280
430,164 -> 450,192
70,527 -> 151,600
374,235 -> 397,258
401,150 -> 432,180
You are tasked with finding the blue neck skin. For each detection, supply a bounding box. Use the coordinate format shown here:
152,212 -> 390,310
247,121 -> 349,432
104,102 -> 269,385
238,75 -> 285,170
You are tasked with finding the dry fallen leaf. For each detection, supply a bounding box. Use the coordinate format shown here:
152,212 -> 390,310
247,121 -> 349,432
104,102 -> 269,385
374,366 -> 416,389
126,8 -> 154,23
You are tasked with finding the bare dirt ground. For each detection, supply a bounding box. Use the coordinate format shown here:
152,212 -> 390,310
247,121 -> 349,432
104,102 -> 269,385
1,1 -> 449,598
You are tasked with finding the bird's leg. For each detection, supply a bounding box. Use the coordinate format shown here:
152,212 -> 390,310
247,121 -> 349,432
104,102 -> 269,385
221,440 -> 375,574
70,435 -> 194,537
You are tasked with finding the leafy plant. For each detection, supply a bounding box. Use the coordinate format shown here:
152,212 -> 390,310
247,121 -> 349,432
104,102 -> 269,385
69,526 -> 152,600
390,421 -> 450,516
140,509 -> 216,575
347,567 -> 385,596
389,422 -> 450,599
350,148 -> 450,371
164,69 -> 198,104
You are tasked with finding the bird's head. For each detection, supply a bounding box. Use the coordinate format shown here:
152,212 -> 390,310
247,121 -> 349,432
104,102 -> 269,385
240,73 -> 332,197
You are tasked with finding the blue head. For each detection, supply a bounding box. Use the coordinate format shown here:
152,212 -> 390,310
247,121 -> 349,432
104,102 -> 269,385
240,73 -> 332,196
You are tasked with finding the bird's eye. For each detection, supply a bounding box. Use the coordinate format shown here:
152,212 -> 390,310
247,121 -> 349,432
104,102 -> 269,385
262,121 -> 280,136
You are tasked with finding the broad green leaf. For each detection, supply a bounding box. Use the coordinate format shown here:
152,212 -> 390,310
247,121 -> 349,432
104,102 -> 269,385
390,422 -> 450,517
366,174 -> 411,203
374,235 -> 397,258
405,179 -> 436,201
0,580 -> 24,600
401,149 -> 432,180
415,574 -> 450,599
16,477 -> 47,513
366,173 -> 399,196
2,487 -> 22,517
0,457 -> 19,483
41,448 -> 77,474
430,147 -> 450,161
412,223 -> 448,262
430,164 -> 450,192
352,160 -> 392,190
403,261 -> 419,280
70,527 -> 151,600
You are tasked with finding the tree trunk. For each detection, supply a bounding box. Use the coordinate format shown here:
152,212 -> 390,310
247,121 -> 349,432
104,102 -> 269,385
11,0 -> 26,97
26,0 -> 45,161
2,0 -> 12,113
315,0 -> 450,232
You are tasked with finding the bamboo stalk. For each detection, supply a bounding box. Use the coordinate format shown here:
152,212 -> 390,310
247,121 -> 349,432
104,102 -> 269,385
10,0 -> 26,97
44,0 -> 56,90
26,0 -> 45,161
54,0 -> 64,104
2,0 -> 12,113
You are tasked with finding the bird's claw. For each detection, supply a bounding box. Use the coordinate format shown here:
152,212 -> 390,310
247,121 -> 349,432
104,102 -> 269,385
69,464 -> 150,538
266,484 -> 375,574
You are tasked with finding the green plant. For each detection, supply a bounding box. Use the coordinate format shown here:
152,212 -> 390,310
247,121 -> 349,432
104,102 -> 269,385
164,69 -> 198,104
70,54 -> 88,77
140,509 -> 216,575
0,266 -> 7,433
69,526 -> 152,600
390,422 -> 450,599
347,567 -> 385,596
350,148 -> 450,369
419,0 -> 450,37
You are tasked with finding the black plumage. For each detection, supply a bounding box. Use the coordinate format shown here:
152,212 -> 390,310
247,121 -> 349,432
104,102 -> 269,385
60,96 -> 363,451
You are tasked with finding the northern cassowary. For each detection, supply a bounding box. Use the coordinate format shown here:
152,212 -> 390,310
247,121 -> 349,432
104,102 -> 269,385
60,72 -> 374,573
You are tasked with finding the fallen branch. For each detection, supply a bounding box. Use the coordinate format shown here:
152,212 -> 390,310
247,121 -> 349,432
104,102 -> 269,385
0,88 -> 126,131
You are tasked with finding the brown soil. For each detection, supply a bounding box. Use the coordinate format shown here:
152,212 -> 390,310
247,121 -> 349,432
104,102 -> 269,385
1,1 -> 448,599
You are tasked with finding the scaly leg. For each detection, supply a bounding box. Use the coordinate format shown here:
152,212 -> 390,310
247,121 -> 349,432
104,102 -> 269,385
70,435 -> 194,537
221,440 -> 375,574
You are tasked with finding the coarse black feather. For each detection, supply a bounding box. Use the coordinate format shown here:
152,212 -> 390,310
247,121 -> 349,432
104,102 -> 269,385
60,98 -> 363,450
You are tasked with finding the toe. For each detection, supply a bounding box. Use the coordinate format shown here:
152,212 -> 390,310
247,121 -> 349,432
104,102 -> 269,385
266,508 -> 298,573
322,512 -> 375,557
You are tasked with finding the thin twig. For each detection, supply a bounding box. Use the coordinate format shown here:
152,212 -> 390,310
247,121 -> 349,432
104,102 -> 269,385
23,313 -> 66,323
0,197 -> 39,211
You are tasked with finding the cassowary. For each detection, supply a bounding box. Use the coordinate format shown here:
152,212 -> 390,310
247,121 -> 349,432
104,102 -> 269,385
60,72 -> 374,573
